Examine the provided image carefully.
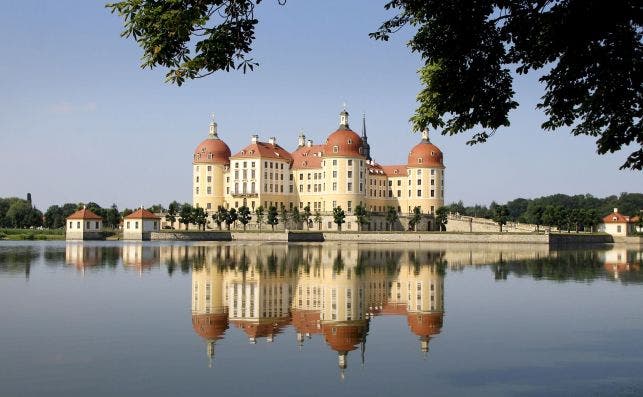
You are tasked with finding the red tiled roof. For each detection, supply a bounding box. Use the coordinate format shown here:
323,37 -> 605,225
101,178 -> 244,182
193,137 -> 231,165
66,208 -> 103,220
408,141 -> 444,168
602,211 -> 633,224
322,322 -> 368,352
407,312 -> 443,338
291,145 -> 324,170
380,165 -> 407,177
324,128 -> 364,158
125,208 -> 160,220
231,141 -> 293,162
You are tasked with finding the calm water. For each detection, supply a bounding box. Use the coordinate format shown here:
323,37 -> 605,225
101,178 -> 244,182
0,241 -> 642,397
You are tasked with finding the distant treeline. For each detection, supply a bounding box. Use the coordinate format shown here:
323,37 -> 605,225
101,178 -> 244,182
444,193 -> 643,231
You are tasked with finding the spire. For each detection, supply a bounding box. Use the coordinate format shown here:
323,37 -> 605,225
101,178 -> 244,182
208,114 -> 219,139
421,128 -> 430,142
360,113 -> 372,161
361,113 -> 367,138
339,104 -> 349,130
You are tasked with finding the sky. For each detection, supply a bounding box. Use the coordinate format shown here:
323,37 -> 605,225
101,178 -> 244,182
0,0 -> 640,211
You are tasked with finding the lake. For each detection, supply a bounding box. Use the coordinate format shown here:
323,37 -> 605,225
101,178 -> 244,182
0,241 -> 642,396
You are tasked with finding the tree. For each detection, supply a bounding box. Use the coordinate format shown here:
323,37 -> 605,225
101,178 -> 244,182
291,207 -> 301,230
313,211 -> 322,231
385,206 -> 398,231
44,205 -> 64,229
147,203 -> 165,213
409,206 -> 422,231
225,208 -> 238,230
255,206 -> 265,231
166,201 -> 180,229
492,205 -> 510,233
193,206 -> 209,230
302,205 -> 312,230
213,206 -> 228,230
435,206 -> 448,231
542,205 -> 558,232
105,204 -> 121,229
279,206 -> 289,229
267,206 -> 279,231
179,203 -> 194,230
238,205 -> 252,230
354,204 -> 369,231
106,0 -> 278,85
372,1 -> 643,170
524,203 -> 545,232
333,206 -> 346,231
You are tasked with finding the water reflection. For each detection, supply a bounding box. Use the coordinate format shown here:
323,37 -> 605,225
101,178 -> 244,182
189,244 -> 446,374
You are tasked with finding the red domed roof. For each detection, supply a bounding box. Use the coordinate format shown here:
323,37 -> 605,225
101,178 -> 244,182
407,312 -> 444,338
192,313 -> 229,341
194,137 -> 231,165
408,140 -> 444,168
322,322 -> 368,353
324,128 -> 363,158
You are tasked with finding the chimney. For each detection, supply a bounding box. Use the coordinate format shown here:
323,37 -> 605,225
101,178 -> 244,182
251,134 -> 258,144
298,132 -> 305,147
306,139 -> 313,147
269,137 -> 276,146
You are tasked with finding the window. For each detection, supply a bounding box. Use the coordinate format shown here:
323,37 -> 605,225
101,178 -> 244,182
347,182 -> 352,191
417,179 -> 422,185
207,203 -> 211,209
332,159 -> 337,166
332,200 -> 337,208
397,180 -> 401,186
195,176 -> 199,183
207,165 -> 212,172
431,190 -> 435,197
347,201 -> 352,212
431,169 -> 435,175
126,221 -> 130,229
251,182 -> 256,193
333,145 -> 339,153
251,169 -> 255,179
243,161 -> 247,168
417,190 -> 422,197
332,182 -> 337,191
235,162 -> 239,168
347,170 -> 352,178
135,221 -> 139,229
77,221 -> 80,228
234,170 -> 239,179
207,187 -> 212,194
332,170 -> 337,178
397,190 -> 401,197
307,173 -> 311,180
418,158 -> 423,164
264,161 -> 268,168
348,159 -> 352,166
196,187 -> 199,194
431,179 -> 435,185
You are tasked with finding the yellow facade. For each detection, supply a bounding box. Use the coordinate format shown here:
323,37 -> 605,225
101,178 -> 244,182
192,111 -> 446,230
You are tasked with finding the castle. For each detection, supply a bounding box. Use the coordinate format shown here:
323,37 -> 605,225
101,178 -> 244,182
193,109 -> 445,231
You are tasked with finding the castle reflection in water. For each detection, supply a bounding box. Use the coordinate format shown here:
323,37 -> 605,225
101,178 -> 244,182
57,242 -> 642,372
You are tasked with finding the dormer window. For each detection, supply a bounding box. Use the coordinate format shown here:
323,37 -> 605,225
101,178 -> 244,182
201,148 -> 206,153
207,153 -> 212,159
418,158 -> 423,164
241,150 -> 246,155
613,216 -> 617,221
348,139 -> 352,144
333,145 -> 339,153
394,170 -> 398,174
431,151 -> 435,156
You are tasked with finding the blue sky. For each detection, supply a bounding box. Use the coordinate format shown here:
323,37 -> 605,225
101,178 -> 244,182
0,0 -> 640,211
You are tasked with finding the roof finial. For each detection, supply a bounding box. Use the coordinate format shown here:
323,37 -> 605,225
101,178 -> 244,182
339,105 -> 349,129
209,114 -> 218,138
421,128 -> 430,142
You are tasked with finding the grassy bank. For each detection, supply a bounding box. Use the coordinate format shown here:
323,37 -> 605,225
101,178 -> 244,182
0,228 -> 66,240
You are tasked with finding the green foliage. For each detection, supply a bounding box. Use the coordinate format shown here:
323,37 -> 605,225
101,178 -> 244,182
279,206 -> 289,227
435,206 -> 448,231
354,204 -> 369,231
0,197 -> 43,228
179,203 -> 194,230
106,0 -> 280,85
192,206 -> 208,230
385,206 -> 398,231
225,208 -> 238,230
255,206 -> 264,230
213,206 -> 228,230
267,206 -> 278,230
313,210 -> 322,230
333,206 -> 346,230
166,200 -> 180,229
238,205 -> 252,230
290,207 -> 301,229
409,206 -> 422,231
372,0 -> 643,169
302,205 -> 312,230
492,205 -> 510,232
